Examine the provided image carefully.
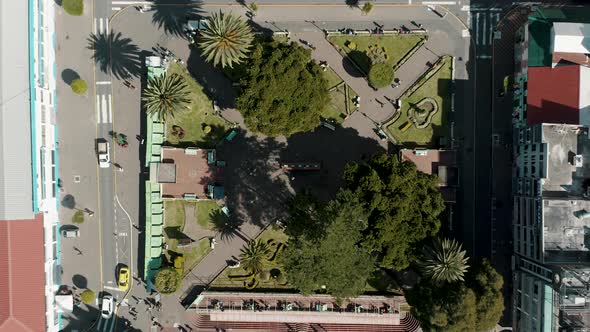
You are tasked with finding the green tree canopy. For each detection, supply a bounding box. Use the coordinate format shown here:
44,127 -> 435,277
281,191 -> 375,300
154,267 -> 180,294
63,0 -> 83,16
239,239 -> 271,274
70,79 -> 88,95
80,289 -> 95,304
407,259 -> 504,331
237,42 -> 330,136
368,63 -> 394,89
342,154 -> 445,270
142,73 -> 191,122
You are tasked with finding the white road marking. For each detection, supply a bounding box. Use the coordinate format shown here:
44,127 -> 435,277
105,18 -> 109,33
93,18 -> 97,35
462,29 -> 470,38
97,317 -> 104,331
112,6 -> 121,11
477,55 -> 492,59
461,5 -> 469,11
106,315 -> 117,332
482,13 -> 487,46
99,18 -> 104,34
475,12 -> 480,45
96,95 -> 101,124
112,0 -> 152,4
490,7 -> 503,12
96,81 -> 111,85
108,94 -> 113,124
422,1 -> 456,4
101,94 -> 107,124
104,285 -> 123,292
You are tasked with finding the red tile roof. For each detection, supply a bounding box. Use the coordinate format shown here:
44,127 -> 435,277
527,65 -> 580,126
0,214 -> 46,332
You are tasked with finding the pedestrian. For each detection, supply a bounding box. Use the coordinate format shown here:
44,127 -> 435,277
73,246 -> 83,255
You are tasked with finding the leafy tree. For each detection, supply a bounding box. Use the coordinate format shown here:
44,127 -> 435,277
154,267 -> 180,294
284,189 -> 326,240
416,238 -> 469,284
237,42 -> 330,136
199,11 -> 254,68
342,154 -> 445,270
368,63 -> 394,89
467,259 -> 504,331
366,45 -> 387,64
361,1 -> 374,14
282,191 -> 375,300
249,2 -> 259,13
407,259 -> 504,331
70,79 -> 88,95
142,73 -> 191,122
63,0 -> 83,16
72,210 -> 85,224
80,289 -> 95,304
240,239 -> 271,274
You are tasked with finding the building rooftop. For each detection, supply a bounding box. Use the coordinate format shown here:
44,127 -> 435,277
399,149 -> 457,202
541,124 -> 590,195
552,23 -> 590,54
159,147 -> 218,198
543,199 -> 590,264
0,215 -> 46,332
0,0 -> 33,220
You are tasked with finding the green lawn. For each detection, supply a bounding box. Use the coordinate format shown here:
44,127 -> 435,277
328,35 -> 425,74
165,63 -> 230,148
387,56 -> 453,146
321,68 -> 359,123
163,200 -> 221,275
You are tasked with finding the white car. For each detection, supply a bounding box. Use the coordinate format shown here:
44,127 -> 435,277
101,295 -> 114,319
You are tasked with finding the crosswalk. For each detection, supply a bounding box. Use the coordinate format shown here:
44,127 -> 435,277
93,17 -> 110,35
96,93 -> 113,124
469,8 -> 502,58
111,0 -> 153,11
95,314 -> 117,332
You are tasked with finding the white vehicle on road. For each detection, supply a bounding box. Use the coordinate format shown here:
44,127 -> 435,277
97,139 -> 110,168
101,295 -> 114,319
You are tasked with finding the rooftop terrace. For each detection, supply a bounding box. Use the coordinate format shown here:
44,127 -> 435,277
543,198 -> 590,264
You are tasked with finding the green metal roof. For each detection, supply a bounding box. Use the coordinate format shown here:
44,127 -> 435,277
527,7 -> 590,67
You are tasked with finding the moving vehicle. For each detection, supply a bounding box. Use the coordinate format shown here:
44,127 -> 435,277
117,265 -> 130,291
97,139 -> 110,168
101,295 -> 114,319
62,229 -> 80,238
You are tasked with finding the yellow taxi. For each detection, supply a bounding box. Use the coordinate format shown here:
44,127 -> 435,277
117,265 -> 130,291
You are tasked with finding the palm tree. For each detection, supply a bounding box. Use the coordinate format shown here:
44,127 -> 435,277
416,238 -> 469,284
142,73 -> 191,121
239,239 -> 271,274
198,11 -> 254,68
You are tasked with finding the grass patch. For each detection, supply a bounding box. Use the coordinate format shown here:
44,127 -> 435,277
165,63 -> 230,148
321,68 -> 359,123
364,269 -> 402,294
164,200 -> 220,274
329,35 -> 425,74
386,56 -> 452,146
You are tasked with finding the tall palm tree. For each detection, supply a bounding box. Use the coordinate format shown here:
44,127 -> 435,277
198,11 -> 254,68
239,239 -> 271,274
142,73 -> 191,122
416,238 -> 469,284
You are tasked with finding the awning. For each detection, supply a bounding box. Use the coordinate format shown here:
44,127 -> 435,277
56,294 -> 74,312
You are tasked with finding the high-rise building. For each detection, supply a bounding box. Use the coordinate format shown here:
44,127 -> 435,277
0,0 -> 60,331
513,7 -> 590,331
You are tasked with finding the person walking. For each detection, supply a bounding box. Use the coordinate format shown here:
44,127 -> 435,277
73,246 -> 83,255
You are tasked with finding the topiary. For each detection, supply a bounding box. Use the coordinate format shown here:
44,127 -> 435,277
347,42 -> 357,50
203,125 -> 212,134
368,63 -> 394,89
244,277 -> 259,289
259,270 -> 270,281
80,289 -> 95,304
154,267 -> 180,294
70,79 -> 88,95
63,0 -> 84,16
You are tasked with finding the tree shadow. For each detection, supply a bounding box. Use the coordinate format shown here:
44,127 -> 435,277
345,0 -> 359,8
62,194 -> 76,209
72,274 -> 88,289
61,68 -> 80,85
87,31 -> 143,79
164,226 -> 192,242
342,51 -> 368,78
151,0 -> 204,37
210,208 -> 240,241
60,301 -> 142,332
54,0 -> 62,5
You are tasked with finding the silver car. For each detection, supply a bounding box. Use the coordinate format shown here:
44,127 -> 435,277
101,295 -> 114,319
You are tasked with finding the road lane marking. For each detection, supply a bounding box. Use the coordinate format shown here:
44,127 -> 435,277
105,17 -> 109,33
101,94 -> 107,124
112,0 -> 152,4
97,317 -> 104,331
96,81 -> 111,85
475,12 -> 480,45
99,18 -> 104,34
93,18 -> 97,35
108,94 -> 113,124
96,95 -> 101,124
462,29 -> 470,38
422,1 -> 456,4
482,13 -> 487,46
107,315 -> 117,332
477,55 -> 492,59
104,285 -> 124,292
112,6 -> 121,11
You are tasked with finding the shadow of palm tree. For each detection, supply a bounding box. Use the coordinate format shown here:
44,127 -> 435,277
151,0 -> 204,37
87,31 -> 143,79
210,209 -> 244,241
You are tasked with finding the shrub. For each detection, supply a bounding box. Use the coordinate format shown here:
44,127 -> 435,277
70,79 -> 88,95
63,0 -> 84,16
259,270 -> 270,281
368,63 -> 394,89
80,290 -> 95,304
203,125 -> 212,134
228,273 -> 254,281
72,211 -> 85,224
276,273 -> 287,284
244,277 -> 259,289
361,1 -> 373,15
250,2 -> 258,12
270,268 -> 282,279
154,267 -> 180,294
346,41 -> 357,50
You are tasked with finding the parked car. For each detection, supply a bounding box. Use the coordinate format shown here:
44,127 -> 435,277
101,295 -> 114,319
62,229 -> 80,238
117,265 -> 130,291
